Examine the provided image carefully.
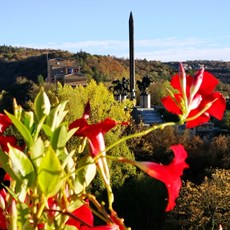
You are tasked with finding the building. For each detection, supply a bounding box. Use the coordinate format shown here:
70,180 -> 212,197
47,58 -> 87,87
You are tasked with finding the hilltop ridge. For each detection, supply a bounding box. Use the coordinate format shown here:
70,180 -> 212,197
0,45 -> 230,91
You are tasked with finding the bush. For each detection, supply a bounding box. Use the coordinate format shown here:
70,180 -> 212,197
55,80 -> 133,124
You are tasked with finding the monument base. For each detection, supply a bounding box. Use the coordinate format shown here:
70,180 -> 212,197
140,94 -> 151,108
114,94 -> 127,102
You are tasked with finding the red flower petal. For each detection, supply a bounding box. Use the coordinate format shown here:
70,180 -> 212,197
186,111 -> 210,128
170,72 -> 194,97
170,74 -> 181,91
66,202 -> 94,228
0,114 -> 12,134
206,92 -> 226,120
0,136 -> 17,152
0,208 -> 7,229
189,69 -> 204,98
189,94 -> 202,111
69,118 -> 88,135
96,118 -> 117,134
198,71 -> 219,95
161,95 -> 182,115
69,103 -> 126,157
66,202 -> 120,230
186,91 -> 226,128
3,173 -> 10,182
134,144 -> 188,211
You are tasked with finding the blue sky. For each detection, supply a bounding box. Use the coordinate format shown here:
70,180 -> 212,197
1,0 -> 230,62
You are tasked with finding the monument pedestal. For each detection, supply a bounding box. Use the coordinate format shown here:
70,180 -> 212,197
140,94 -> 151,108
114,94 -> 127,102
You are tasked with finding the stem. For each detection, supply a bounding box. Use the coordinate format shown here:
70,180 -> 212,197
96,160 -> 114,210
36,200 -> 46,221
11,200 -> 17,230
87,194 -> 113,224
106,155 -> 134,166
105,121 -> 177,153
44,209 -> 93,228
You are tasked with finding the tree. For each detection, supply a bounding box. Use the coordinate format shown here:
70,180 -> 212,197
55,80 -> 134,124
53,80 -> 136,191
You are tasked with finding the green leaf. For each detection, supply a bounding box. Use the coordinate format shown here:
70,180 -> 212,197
22,111 -> 34,133
18,179 -> 28,202
22,220 -> 34,230
66,128 -> 78,143
30,137 -> 44,168
62,150 -> 75,170
37,147 -> 63,198
33,116 -> 46,141
0,149 -> 19,182
46,100 -> 68,131
74,155 -> 96,194
50,125 -> 68,151
5,111 -> 33,147
42,124 -> 52,137
12,99 -> 22,120
8,145 -> 35,186
34,89 -> 51,121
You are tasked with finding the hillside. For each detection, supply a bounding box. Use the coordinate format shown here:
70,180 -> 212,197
0,45 -> 230,91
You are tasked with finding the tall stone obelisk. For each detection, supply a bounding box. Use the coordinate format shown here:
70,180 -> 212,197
129,12 -> 135,101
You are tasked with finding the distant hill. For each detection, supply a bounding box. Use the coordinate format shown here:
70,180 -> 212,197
165,61 -> 230,84
0,45 -> 230,91
0,46 -> 73,90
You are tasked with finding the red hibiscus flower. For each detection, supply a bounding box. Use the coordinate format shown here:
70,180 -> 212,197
69,101 -> 128,157
0,136 -> 17,152
0,206 -> 7,230
66,201 -> 119,230
161,63 -> 226,128
66,201 -> 94,228
69,102 -> 128,209
0,114 -> 12,134
121,144 -> 188,212
0,113 -> 23,153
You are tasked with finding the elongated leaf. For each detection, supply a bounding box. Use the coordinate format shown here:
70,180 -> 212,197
22,111 -> 34,133
66,128 -> 78,143
30,137 -> 44,168
34,89 -> 50,121
74,155 -> 96,194
37,147 -> 63,198
0,149 -> 20,183
5,111 -> 33,147
62,150 -> 75,170
46,101 -> 68,131
33,116 -> 46,141
8,145 -> 35,186
18,179 -> 28,202
42,124 -> 52,137
22,220 -> 34,230
50,125 -> 68,150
